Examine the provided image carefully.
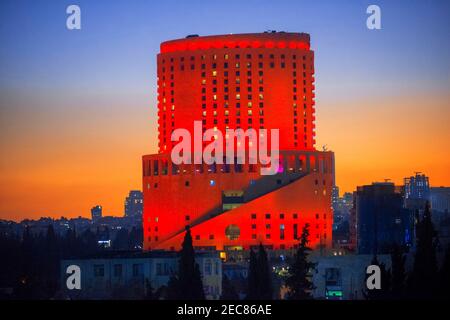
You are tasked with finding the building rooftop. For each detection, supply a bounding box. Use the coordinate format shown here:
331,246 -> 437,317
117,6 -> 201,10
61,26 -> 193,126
160,32 -> 310,53
62,250 -> 220,260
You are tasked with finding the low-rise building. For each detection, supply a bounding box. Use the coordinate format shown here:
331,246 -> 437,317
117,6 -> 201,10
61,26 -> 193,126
60,250 -> 222,300
311,254 -> 396,300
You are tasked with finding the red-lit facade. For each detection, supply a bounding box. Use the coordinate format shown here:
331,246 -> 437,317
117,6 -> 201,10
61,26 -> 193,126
143,32 -> 334,252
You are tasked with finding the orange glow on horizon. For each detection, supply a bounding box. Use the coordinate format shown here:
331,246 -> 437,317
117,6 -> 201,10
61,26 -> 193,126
0,93 -> 448,222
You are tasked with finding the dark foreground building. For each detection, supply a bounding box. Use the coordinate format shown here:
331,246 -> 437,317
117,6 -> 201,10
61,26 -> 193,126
354,182 -> 413,254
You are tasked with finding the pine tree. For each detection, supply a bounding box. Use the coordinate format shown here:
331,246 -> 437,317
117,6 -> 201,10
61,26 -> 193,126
167,227 -> 205,299
44,225 -> 60,298
220,274 -> 239,300
256,243 -> 273,300
390,245 -> 406,298
285,224 -> 315,299
246,249 -> 258,299
409,201 -> 438,298
17,226 -> 36,298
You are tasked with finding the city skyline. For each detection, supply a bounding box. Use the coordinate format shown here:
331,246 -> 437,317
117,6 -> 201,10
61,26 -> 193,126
1,0 -> 449,221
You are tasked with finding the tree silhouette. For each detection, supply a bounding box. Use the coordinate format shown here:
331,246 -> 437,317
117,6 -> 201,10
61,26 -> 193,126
43,225 -> 60,297
246,245 -> 273,300
409,202 -> 438,298
246,249 -> 258,299
390,245 -> 406,298
167,227 -> 205,300
257,244 -> 273,300
285,224 -> 315,300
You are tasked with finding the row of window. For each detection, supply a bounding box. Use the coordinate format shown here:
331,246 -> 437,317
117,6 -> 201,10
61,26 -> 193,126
144,155 -> 328,177
162,53 -> 308,64
250,212 -> 327,219
161,70 -> 308,82
161,61 -> 308,72
93,262 -> 191,278
93,263 -> 143,278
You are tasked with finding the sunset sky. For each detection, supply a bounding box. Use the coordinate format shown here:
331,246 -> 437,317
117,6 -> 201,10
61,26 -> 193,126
0,0 -> 449,221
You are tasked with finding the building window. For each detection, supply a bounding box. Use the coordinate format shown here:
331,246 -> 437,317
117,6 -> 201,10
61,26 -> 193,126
113,264 -> 122,277
251,213 -> 257,219
205,260 -> 212,276
132,264 -> 143,277
265,213 -> 271,219
94,264 -> 104,277
156,263 -> 163,276
280,224 -> 285,240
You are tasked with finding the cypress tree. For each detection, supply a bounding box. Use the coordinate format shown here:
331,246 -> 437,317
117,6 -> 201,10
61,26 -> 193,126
256,243 -> 273,300
409,201 -> 438,298
285,224 -> 315,299
167,227 -> 205,299
44,225 -> 60,298
246,249 -> 258,299
390,245 -> 406,298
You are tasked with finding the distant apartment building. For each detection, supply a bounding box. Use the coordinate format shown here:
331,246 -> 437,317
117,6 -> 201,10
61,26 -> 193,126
354,182 -> 413,255
124,190 -> 143,218
430,187 -> 450,250
332,186 -> 340,211
431,187 -> 450,215
404,173 -> 430,200
404,173 -> 430,212
91,205 -> 102,223
60,251 -> 222,300
333,192 -> 353,252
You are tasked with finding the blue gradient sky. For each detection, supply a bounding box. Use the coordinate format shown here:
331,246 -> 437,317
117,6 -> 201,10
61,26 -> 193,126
0,0 -> 449,220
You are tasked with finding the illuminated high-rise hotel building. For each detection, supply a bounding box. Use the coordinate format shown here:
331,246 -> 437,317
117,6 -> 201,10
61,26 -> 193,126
143,32 -> 334,252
